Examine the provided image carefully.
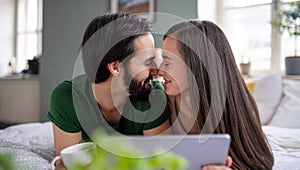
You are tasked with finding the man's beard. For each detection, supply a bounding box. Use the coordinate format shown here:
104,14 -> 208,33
128,75 -> 153,101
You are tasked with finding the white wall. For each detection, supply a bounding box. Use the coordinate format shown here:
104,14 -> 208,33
0,0 -> 15,77
40,0 -> 110,121
198,0 -> 217,23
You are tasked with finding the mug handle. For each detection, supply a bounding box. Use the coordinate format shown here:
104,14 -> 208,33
51,156 -> 61,170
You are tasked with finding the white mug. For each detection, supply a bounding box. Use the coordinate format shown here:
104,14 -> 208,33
51,142 -> 96,170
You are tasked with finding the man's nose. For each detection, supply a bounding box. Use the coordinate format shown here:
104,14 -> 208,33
150,68 -> 166,76
157,69 -> 166,76
154,48 -> 163,67
150,68 -> 159,76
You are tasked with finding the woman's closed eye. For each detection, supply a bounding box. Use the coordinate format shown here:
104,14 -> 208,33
160,60 -> 171,69
161,55 -> 173,68
164,62 -> 170,67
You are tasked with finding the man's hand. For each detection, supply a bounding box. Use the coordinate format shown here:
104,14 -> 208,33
201,156 -> 233,170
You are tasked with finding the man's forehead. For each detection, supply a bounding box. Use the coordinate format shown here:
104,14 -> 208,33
132,48 -> 155,61
133,33 -> 155,50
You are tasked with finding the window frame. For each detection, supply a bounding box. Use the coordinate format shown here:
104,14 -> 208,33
15,0 -> 42,72
214,0 -> 299,74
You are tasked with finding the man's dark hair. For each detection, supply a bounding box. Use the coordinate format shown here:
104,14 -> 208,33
81,13 -> 152,83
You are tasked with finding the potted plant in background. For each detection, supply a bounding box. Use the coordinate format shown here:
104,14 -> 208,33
239,54 -> 251,76
272,0 -> 300,75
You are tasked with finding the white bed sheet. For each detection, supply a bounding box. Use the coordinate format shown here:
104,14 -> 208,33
0,122 -> 54,170
0,122 -> 300,170
263,125 -> 300,170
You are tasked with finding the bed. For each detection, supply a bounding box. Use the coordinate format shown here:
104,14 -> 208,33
263,126 -> 300,170
0,122 -> 54,170
0,122 -> 299,170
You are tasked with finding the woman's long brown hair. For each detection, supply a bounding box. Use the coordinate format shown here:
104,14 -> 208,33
164,20 -> 274,170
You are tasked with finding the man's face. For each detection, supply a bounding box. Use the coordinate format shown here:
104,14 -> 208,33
125,33 -> 157,100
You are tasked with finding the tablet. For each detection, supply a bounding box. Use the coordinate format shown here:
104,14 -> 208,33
102,134 -> 231,170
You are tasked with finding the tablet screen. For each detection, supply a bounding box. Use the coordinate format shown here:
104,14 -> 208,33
101,134 -> 231,170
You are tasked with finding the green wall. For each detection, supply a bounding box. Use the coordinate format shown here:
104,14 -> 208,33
153,0 -> 197,47
40,0 -> 110,121
40,0 -> 197,121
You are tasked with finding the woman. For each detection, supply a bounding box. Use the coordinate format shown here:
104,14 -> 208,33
158,20 -> 274,169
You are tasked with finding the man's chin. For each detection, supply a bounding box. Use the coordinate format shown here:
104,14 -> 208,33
143,80 -> 152,90
129,77 -> 153,101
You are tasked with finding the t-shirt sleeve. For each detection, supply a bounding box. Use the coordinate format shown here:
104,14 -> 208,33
47,81 -> 81,133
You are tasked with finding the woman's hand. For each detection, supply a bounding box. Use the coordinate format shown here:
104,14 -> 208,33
201,156 -> 233,170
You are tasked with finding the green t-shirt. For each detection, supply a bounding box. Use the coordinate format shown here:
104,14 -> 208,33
48,75 -> 170,141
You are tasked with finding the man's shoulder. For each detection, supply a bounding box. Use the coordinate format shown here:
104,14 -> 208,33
71,74 -> 89,90
51,80 -> 72,103
52,75 -> 88,99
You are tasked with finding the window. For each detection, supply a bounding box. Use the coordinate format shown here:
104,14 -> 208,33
222,0 -> 272,72
223,0 -> 272,7
16,0 -> 42,72
219,0 -> 300,73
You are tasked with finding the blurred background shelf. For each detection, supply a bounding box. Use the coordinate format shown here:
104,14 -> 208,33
0,75 -> 40,124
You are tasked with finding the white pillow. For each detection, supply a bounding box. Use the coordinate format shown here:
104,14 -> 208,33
252,73 -> 282,125
269,79 -> 300,128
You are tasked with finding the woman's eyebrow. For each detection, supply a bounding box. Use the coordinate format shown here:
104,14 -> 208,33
162,55 -> 172,60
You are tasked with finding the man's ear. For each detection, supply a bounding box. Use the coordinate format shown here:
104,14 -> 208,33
107,61 -> 120,76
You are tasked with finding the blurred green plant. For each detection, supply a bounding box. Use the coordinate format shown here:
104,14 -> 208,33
0,151 -> 16,170
71,130 -> 189,170
272,1 -> 300,56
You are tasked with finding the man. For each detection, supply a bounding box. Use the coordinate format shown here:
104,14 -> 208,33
48,13 -> 170,169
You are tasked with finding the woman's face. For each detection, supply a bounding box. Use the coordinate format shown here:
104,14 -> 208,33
160,37 -> 189,96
